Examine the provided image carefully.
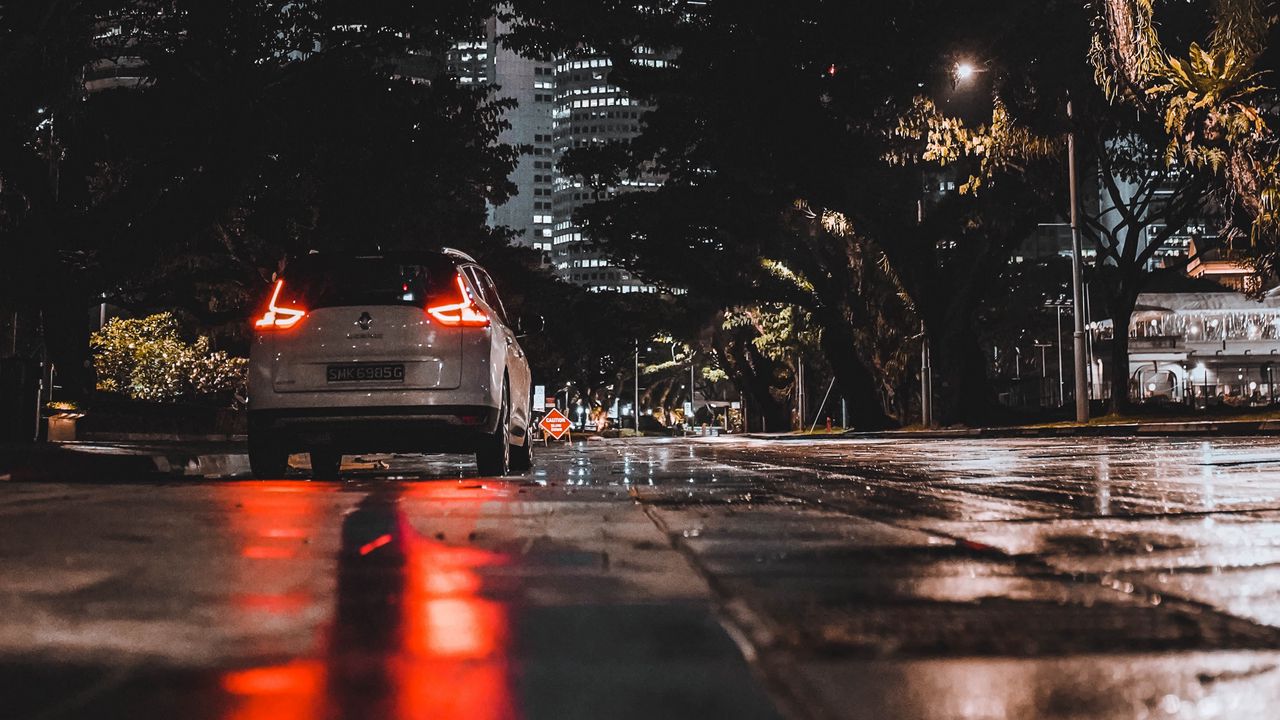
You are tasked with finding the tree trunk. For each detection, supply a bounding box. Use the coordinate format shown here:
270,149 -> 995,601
814,312 -> 895,430
926,308 -> 995,426
717,331 -> 791,432
41,290 -> 94,400
1108,289 -> 1139,415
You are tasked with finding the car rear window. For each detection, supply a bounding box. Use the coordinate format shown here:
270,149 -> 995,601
281,255 -> 456,309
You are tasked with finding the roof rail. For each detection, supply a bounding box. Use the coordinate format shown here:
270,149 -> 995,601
441,247 -> 477,263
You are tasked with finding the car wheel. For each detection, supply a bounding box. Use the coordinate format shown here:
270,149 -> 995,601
310,448 -> 342,481
476,381 -> 511,476
249,435 -> 289,479
510,434 -> 533,473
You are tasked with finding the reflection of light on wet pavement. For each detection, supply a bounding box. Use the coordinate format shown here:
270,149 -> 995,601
222,660 -> 326,720
223,481 -> 330,563
804,652 -> 1280,719
397,523 -> 514,720
214,481 -> 334,720
218,482 -> 516,720
20,436 -> 1280,719
1095,452 -> 1111,515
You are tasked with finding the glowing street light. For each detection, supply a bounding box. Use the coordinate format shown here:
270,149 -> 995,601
954,61 -> 977,83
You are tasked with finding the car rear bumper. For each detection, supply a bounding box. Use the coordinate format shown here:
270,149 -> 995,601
249,405 -> 499,454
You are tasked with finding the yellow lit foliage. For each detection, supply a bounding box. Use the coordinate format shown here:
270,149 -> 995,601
91,312 -> 247,403
1092,0 -> 1279,246
887,97 -> 1060,194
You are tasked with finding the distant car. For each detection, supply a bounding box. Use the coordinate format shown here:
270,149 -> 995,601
247,249 -> 533,479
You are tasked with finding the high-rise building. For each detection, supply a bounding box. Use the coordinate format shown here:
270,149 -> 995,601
449,18 -> 556,254
550,49 -> 667,293
451,28 -> 671,291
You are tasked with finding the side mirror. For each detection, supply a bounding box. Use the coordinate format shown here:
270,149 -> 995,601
517,314 -> 545,338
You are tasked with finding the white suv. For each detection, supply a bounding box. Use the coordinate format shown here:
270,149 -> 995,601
247,249 -> 533,479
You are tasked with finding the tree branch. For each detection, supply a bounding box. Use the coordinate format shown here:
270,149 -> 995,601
1079,216 -> 1122,262
1136,178 -> 1211,267
1096,154 -> 1141,231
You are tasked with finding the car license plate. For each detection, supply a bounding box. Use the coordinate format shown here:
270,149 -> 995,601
326,363 -> 405,383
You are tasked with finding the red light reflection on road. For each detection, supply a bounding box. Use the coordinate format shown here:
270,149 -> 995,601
233,592 -> 310,613
241,545 -> 297,559
222,481 -> 324,562
396,514 -> 514,720
219,482 -> 517,720
215,481 -> 329,720
223,660 -> 326,720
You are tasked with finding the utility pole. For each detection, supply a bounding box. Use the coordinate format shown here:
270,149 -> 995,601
1068,98 -> 1090,423
1056,304 -> 1065,406
634,341 -> 640,431
1035,341 -> 1053,406
46,111 -> 59,203
690,353 -> 695,418
795,356 -> 805,431
1084,280 -> 1096,400
920,321 -> 932,427
917,191 -> 931,428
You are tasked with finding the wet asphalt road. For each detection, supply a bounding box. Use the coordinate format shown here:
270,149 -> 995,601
5,436 -> 1280,719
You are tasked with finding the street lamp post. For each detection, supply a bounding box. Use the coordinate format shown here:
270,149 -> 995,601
1067,99 -> 1089,423
673,343 -> 696,429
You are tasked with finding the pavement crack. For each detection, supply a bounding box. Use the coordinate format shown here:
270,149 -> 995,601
638,502 -> 820,720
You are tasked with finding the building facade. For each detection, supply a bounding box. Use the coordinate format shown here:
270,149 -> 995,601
549,50 -> 666,293
1098,289 -> 1280,406
448,18 -> 557,253
451,26 -> 672,291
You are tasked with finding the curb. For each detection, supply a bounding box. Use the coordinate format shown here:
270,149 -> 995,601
79,432 -> 247,443
746,419 -> 1280,441
2,445 -> 251,482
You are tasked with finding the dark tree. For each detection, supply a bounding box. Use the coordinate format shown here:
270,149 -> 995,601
504,0 -> 1087,427
1,0 -> 517,394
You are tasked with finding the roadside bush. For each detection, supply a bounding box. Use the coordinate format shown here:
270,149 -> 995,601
91,313 -> 247,406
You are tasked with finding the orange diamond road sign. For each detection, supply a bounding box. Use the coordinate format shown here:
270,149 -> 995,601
539,408 -> 573,440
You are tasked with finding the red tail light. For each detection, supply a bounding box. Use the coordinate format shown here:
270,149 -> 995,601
426,274 -> 489,327
254,279 -> 307,330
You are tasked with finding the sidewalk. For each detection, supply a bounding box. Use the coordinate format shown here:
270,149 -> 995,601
750,417 -> 1280,441
0,439 -> 249,482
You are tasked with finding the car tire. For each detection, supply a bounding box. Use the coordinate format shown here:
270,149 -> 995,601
310,448 -> 342,481
249,436 -> 289,479
476,381 -> 511,476
510,435 -> 534,474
